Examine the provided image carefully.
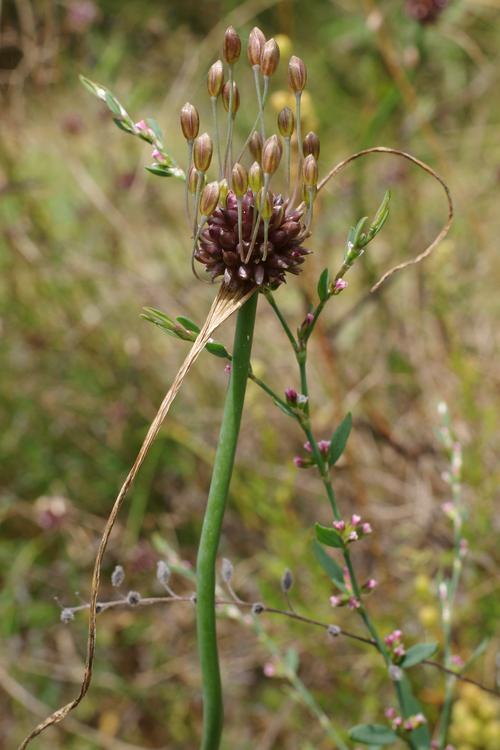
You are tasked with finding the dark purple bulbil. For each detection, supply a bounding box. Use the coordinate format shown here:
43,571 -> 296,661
195,190 -> 310,290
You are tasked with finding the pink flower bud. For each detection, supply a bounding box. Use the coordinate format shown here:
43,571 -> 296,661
152,148 -> 165,163
361,522 -> 372,535
318,440 -> 331,455
329,595 -> 342,607
365,578 -> 378,591
285,388 -> 298,404
263,661 -> 276,678
351,514 -> 361,525
334,277 -> 348,292
385,707 -> 397,719
348,531 -> 359,542
303,441 -> 313,454
293,456 -> 304,468
333,520 -> 345,532
348,596 -> 360,609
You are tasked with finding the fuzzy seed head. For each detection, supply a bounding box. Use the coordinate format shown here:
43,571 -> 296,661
288,55 -> 307,93
303,154 -> 318,187
260,38 -> 280,77
193,133 -> 213,172
247,26 -> 266,66
277,106 -> 295,138
156,560 -> 171,586
207,59 -> 224,98
248,161 -> 263,192
262,134 -> 282,175
303,130 -> 320,159
222,80 -> 240,114
231,162 -> 248,198
200,181 -> 221,216
180,102 -> 199,141
111,564 -> 125,587
249,131 -> 263,163
223,26 -> 241,64
61,608 -> 75,624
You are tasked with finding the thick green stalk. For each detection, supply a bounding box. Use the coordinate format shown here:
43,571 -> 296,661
196,292 -> 258,750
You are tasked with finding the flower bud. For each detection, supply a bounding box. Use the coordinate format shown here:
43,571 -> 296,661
262,134 -> 282,175
223,26 -> 241,64
187,165 -> 199,194
200,181 -> 220,216
231,162 -> 248,198
303,130 -> 320,159
260,38 -> 280,77
180,102 -> 199,141
218,178 -> 229,204
288,55 -> 307,93
207,59 -> 224,98
248,161 -> 263,192
193,132 -> 213,172
249,130 -> 263,162
247,26 -> 266,66
277,106 -> 294,138
258,188 -> 273,219
222,80 -> 240,114
303,154 -> 318,187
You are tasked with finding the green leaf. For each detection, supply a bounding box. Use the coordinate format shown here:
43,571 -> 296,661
79,74 -> 107,101
105,90 -> 123,117
145,117 -> 163,144
328,412 -> 352,465
312,540 -> 346,590
145,165 -> 185,179
348,723 -> 397,745
367,190 -> 391,242
317,268 -> 330,302
352,216 -> 368,247
205,341 -> 230,359
398,675 -> 430,749
176,316 -> 200,333
401,642 -> 439,668
272,399 -> 295,418
315,523 -> 345,549
141,307 -> 175,330
284,647 -> 299,674
113,117 -> 135,134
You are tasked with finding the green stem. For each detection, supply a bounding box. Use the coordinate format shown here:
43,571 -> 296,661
196,292 -> 258,750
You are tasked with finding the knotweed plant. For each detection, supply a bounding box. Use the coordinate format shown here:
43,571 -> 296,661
19,24 -> 468,750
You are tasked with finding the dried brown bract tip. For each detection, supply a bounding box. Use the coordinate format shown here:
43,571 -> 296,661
207,60 -> 224,98
249,131 -> 263,163
200,181 -> 221,216
231,162 -> 248,198
222,81 -> 240,114
303,154 -> 318,187
278,106 -> 295,138
303,131 -> 320,159
262,134 -> 282,175
193,133 -> 213,172
247,26 -> 266,67
288,55 -> 307,93
223,25 -> 241,64
260,38 -> 280,77
180,102 -> 199,141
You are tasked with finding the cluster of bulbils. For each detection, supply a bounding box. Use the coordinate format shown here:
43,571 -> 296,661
176,26 -> 320,291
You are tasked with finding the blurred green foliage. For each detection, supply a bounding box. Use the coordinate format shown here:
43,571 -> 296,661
1,0 -> 499,748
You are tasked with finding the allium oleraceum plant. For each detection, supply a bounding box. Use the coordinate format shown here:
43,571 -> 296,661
19,24 -> 468,750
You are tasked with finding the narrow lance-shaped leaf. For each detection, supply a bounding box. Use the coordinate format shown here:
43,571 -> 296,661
312,540 -> 346,591
366,189 -> 391,243
317,268 -> 330,302
348,723 -> 398,746
315,523 -> 345,549
328,412 -> 352,465
400,642 -> 439,668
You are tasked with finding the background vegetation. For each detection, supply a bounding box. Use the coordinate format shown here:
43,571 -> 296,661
1,0 -> 499,747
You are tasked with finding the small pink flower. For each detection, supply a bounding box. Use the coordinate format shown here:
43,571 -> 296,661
451,654 -> 464,668
263,662 -> 276,678
442,501 -> 454,516
303,440 -> 313,453
348,531 -> 359,542
224,363 -> 232,374
333,520 -> 345,531
293,456 -> 304,468
394,644 -> 406,658
285,388 -> 297,403
351,513 -> 361,525
152,148 -> 165,163
318,439 -> 331,455
392,716 -> 403,729
365,578 -> 378,591
334,278 -> 348,292
403,720 -> 413,731
329,595 -> 342,607
361,522 -> 372,535
348,596 -> 360,609
385,707 -> 397,719
135,119 -> 149,131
